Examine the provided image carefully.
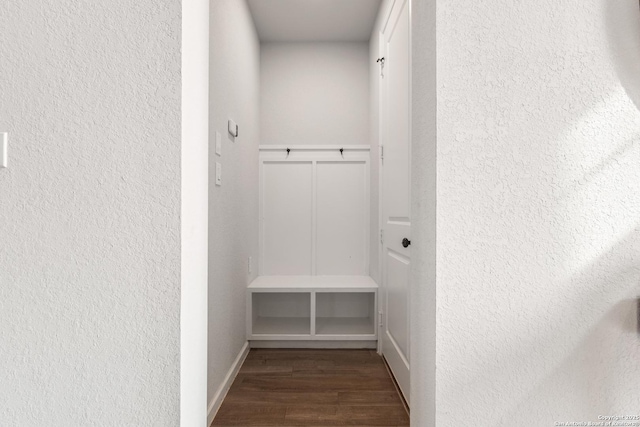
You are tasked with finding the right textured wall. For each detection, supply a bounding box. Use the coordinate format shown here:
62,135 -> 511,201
436,0 -> 640,424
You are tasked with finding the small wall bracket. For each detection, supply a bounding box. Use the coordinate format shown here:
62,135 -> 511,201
376,57 -> 385,77
228,119 -> 239,138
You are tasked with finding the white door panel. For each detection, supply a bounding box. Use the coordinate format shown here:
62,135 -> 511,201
380,0 -> 411,405
386,249 -> 409,358
383,0 -> 410,222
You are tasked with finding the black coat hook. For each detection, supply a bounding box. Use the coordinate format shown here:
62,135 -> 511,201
340,148 -> 344,158
286,148 -> 290,158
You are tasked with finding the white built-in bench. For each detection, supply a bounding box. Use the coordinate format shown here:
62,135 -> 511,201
247,275 -> 378,344
252,146 -> 376,348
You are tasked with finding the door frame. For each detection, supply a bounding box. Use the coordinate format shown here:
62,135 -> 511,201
377,26 -> 384,355
181,0 -> 210,425
377,0 -> 413,400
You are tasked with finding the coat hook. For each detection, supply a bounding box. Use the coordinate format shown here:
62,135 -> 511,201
286,148 -> 290,158
377,57 -> 386,77
340,148 -> 344,158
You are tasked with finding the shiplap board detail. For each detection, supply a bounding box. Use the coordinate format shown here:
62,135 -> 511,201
259,146 -> 370,276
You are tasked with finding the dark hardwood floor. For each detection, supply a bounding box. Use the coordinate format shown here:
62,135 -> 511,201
211,349 -> 410,427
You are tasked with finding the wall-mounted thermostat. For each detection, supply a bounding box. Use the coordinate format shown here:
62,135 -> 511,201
228,119 -> 238,138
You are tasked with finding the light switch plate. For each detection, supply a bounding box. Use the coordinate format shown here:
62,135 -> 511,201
215,162 -> 222,186
215,131 -> 222,156
1,132 -> 7,168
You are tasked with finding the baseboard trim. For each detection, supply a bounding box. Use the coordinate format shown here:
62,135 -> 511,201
382,354 -> 410,415
250,340 -> 377,349
207,341 -> 250,426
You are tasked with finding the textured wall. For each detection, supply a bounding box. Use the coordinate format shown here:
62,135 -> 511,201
0,1 -> 181,426
261,42 -> 370,146
208,0 -> 260,412
436,0 -> 640,424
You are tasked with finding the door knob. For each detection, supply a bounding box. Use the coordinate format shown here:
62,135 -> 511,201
402,238 -> 411,248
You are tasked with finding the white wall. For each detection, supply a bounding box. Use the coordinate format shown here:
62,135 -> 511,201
369,11 -> 384,283
436,0 -> 640,424
0,1 -> 181,425
410,0 -> 437,425
181,0 -> 209,425
208,0 -> 260,420
260,42 -> 370,146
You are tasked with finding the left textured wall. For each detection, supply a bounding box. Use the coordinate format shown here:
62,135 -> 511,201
0,0 -> 181,425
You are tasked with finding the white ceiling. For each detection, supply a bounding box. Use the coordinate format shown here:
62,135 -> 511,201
247,0 -> 383,42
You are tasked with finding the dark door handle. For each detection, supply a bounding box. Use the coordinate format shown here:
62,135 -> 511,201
402,238 -> 411,248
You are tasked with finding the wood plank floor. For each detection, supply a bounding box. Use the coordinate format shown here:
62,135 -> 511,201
211,349 -> 409,427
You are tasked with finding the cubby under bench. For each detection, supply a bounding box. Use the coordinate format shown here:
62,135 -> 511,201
247,275 -> 378,349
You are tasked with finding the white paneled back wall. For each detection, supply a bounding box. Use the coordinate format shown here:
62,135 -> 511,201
262,161 -> 314,274
260,146 -> 370,275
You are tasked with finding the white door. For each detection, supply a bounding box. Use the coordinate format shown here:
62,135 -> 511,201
380,0 -> 411,404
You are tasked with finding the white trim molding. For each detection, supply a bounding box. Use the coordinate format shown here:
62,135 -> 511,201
206,342 -> 250,426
